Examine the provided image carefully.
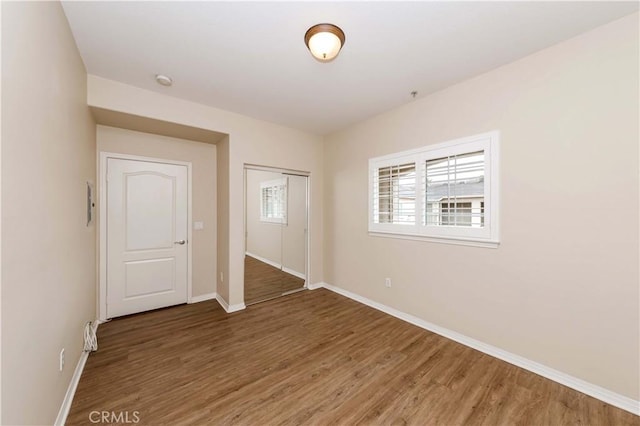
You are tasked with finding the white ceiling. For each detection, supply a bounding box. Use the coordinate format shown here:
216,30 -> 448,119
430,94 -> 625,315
61,1 -> 638,135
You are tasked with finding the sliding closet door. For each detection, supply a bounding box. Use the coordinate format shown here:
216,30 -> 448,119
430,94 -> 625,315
281,174 -> 307,286
245,169 -> 284,304
244,168 -> 308,305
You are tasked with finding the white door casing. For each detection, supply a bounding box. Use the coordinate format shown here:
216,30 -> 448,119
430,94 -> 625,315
102,154 -> 191,318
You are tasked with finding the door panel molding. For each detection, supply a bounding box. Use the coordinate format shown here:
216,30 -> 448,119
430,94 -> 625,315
99,151 -> 193,320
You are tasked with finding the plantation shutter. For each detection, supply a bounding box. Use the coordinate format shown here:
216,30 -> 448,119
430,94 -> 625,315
260,178 -> 287,222
372,162 -> 416,225
424,151 -> 484,227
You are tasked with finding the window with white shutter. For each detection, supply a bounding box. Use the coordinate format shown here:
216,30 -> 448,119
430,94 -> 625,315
260,178 -> 287,224
369,131 -> 499,248
373,162 -> 416,225
425,151 -> 484,227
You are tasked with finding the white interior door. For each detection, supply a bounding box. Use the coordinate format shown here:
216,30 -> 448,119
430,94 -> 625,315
106,158 -> 188,318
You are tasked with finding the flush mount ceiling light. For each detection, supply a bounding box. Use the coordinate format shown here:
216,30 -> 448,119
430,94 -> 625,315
155,74 -> 173,86
304,23 -> 346,62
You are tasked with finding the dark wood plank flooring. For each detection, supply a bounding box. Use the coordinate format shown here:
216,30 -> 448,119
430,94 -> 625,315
66,289 -> 638,426
244,255 -> 304,305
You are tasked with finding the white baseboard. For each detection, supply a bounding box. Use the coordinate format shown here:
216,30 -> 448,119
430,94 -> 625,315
246,252 -> 305,280
315,282 -> 640,416
307,282 -> 325,290
215,294 -> 246,313
55,321 -> 100,426
245,252 -> 280,269
189,292 -> 217,304
282,266 -> 306,280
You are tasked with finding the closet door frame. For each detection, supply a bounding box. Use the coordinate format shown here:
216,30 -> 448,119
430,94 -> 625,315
243,164 -> 310,294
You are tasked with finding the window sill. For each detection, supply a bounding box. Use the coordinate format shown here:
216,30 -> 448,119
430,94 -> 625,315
368,231 -> 499,249
260,218 -> 287,225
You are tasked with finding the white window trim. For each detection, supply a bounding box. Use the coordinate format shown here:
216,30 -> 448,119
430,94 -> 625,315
368,131 -> 500,248
260,177 -> 288,224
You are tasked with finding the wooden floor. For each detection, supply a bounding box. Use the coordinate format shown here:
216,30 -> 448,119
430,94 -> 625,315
67,289 -> 638,426
244,255 -> 305,305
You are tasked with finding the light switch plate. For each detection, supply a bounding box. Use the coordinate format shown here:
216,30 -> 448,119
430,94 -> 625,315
194,221 -> 204,230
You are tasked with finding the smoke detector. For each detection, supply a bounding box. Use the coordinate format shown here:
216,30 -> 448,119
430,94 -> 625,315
155,74 -> 173,87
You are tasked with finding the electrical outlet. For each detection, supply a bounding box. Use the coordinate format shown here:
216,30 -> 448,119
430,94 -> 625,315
385,278 -> 392,288
59,348 -> 65,372
220,272 -> 224,282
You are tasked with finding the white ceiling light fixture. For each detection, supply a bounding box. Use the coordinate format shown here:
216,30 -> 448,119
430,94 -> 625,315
155,74 -> 173,86
304,23 -> 346,62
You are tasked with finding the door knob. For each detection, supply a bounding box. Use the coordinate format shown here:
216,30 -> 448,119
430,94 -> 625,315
174,240 -> 186,245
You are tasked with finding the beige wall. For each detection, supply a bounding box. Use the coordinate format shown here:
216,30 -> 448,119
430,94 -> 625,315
323,13 -> 639,400
216,136 -> 230,303
87,76 -> 324,308
1,2 -> 97,424
0,2 -> 4,420
97,125 -> 217,298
